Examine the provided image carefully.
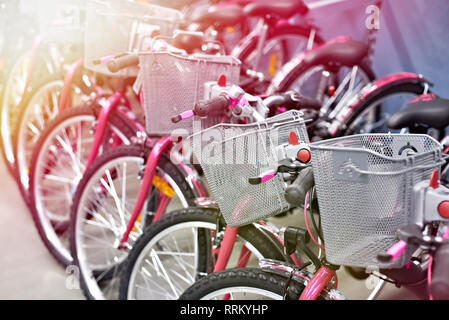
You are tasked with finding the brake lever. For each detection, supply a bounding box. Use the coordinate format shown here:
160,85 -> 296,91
248,133 -> 312,185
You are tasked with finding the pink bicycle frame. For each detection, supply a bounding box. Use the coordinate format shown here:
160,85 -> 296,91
84,91 -> 131,170
58,58 -> 87,112
299,266 -> 336,300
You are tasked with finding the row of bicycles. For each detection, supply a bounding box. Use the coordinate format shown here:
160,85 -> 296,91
2,0 -> 449,300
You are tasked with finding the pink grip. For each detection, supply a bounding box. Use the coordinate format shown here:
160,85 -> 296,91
99,55 -> 115,64
180,110 -> 194,120
260,170 -> 276,183
387,240 -> 407,261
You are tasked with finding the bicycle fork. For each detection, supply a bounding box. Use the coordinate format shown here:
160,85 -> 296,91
119,135 -> 173,247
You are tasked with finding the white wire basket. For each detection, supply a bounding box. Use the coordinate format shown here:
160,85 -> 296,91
37,0 -> 86,44
191,110 -> 309,227
139,51 -> 240,135
84,0 -> 182,76
310,134 -> 444,268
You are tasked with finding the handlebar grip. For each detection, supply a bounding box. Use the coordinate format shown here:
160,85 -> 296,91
378,240 -> 408,263
248,169 -> 276,185
194,95 -> 230,117
285,167 -> 315,207
430,242 -> 449,300
106,54 -> 139,73
264,93 -> 321,112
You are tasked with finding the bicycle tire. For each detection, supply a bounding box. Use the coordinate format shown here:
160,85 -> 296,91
236,24 -> 323,94
0,44 -> 58,176
341,82 -> 428,136
29,103 -> 138,267
268,56 -> 375,94
179,267 -> 336,300
118,207 -> 286,300
70,144 -> 203,299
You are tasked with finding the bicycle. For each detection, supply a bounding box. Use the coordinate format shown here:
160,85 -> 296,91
27,0 -> 324,269
26,0 -> 184,267
68,23 -> 248,298
117,87 -> 314,299
115,60 -> 437,298
1,0 -> 85,179
28,0 -> 425,290
180,132 -> 449,300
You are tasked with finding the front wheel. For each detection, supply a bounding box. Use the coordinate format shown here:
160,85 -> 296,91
29,103 -> 138,267
70,144 -> 203,300
118,207 -> 286,300
179,268 -> 337,300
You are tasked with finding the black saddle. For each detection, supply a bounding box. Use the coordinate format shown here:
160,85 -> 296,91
173,31 -> 205,54
387,93 -> 449,130
243,0 -> 308,19
303,36 -> 368,68
192,4 -> 244,30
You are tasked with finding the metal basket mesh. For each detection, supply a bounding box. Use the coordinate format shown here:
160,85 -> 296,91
140,52 -> 240,135
37,0 -> 86,44
192,110 -> 309,227
84,0 -> 182,76
310,134 -> 443,268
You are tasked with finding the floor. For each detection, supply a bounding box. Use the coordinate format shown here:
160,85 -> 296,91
0,156 -> 83,300
0,154 -> 418,300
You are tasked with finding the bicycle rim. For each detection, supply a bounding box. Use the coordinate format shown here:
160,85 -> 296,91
125,221 -> 265,300
1,51 -> 30,168
127,221 -> 216,300
33,114 -> 129,264
16,79 -> 66,195
74,156 -> 188,299
288,65 -> 371,103
201,287 -> 283,300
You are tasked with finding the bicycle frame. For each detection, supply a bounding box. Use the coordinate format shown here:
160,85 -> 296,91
84,91 -> 132,170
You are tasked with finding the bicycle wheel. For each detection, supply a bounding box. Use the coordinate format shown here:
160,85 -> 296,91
14,75 -> 85,203
341,82 -> 428,136
1,50 -> 34,175
70,144 -> 203,300
269,56 -> 374,103
179,267 -> 338,300
236,25 -> 323,93
0,47 -> 55,175
28,103 -> 138,267
118,207 -> 286,300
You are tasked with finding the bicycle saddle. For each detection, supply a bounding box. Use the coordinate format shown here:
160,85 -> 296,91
243,0 -> 308,19
303,36 -> 368,68
173,33 -> 205,54
387,93 -> 449,130
192,4 -> 244,30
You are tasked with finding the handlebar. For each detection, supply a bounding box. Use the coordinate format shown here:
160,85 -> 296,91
263,92 -> 321,112
377,240 -> 407,263
285,166 -> 315,208
106,54 -> 139,73
171,95 -> 230,123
